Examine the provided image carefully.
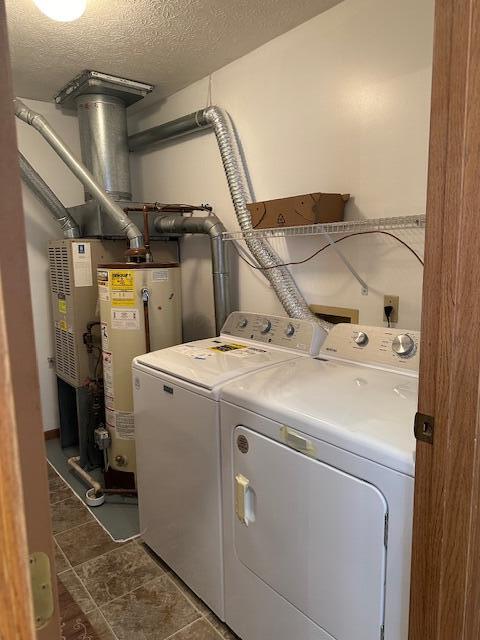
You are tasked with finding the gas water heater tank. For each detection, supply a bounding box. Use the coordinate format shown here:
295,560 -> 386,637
97,263 -> 182,480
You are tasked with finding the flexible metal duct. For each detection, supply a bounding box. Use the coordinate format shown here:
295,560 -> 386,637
18,152 -> 80,238
155,214 -> 231,333
14,98 -> 144,251
203,107 -> 330,332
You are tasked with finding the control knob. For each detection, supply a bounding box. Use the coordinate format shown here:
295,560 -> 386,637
238,318 -> 248,328
392,334 -> 416,357
260,319 -> 272,334
354,331 -> 369,346
285,323 -> 295,337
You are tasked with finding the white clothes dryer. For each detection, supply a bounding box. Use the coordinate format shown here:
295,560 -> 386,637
132,311 -> 325,619
220,323 -> 420,640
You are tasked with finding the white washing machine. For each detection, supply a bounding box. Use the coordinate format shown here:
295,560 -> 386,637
132,311 -> 325,618
220,323 -> 420,640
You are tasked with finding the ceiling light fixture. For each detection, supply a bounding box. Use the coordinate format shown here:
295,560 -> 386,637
32,0 -> 86,22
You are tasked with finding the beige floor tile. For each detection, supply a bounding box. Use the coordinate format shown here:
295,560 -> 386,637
54,540 -> 70,574
170,618 -> 221,639
76,542 -> 163,605
85,609 -> 117,640
58,570 -> 96,615
56,520 -> 122,566
48,472 -> 73,504
51,497 -> 93,535
101,574 -> 201,640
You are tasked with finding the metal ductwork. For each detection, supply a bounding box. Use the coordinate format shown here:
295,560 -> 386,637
18,152 -> 80,238
129,106 -> 330,333
14,98 -> 144,251
155,214 -> 231,333
76,93 -> 132,202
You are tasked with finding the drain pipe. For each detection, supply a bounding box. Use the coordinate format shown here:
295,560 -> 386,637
155,214 -> 231,333
129,107 -> 330,334
18,152 -> 81,239
14,98 -> 144,252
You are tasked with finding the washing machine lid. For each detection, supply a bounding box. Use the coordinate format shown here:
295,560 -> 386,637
221,357 -> 418,475
133,337 -> 302,390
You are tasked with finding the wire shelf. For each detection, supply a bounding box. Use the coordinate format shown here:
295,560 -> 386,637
222,213 -> 426,241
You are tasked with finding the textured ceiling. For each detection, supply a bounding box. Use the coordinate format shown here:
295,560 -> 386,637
6,0 -> 342,107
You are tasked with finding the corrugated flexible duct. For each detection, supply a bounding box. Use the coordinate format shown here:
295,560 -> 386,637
203,107 -> 330,334
14,98 -> 144,251
18,152 -> 80,238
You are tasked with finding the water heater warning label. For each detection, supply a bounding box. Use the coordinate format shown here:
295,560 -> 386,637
110,270 -> 134,290
111,308 -> 140,330
115,411 -> 135,440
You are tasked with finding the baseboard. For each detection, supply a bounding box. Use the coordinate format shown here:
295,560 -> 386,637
44,428 -> 60,441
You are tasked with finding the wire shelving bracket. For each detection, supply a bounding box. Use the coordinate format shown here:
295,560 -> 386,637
222,214 -> 426,295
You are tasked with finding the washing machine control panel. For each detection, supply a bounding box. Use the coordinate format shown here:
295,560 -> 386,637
221,312 -> 325,355
320,323 -> 421,373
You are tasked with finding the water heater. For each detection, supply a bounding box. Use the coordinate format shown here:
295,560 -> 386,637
97,263 -> 182,484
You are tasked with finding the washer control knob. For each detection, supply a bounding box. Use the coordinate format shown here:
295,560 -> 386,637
238,318 -> 248,328
354,331 -> 369,346
260,319 -> 272,334
392,334 -> 416,357
285,323 -> 295,337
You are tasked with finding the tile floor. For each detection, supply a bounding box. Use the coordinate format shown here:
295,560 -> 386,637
49,463 -> 239,640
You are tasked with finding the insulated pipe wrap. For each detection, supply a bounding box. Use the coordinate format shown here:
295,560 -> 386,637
203,107 -> 330,333
18,152 -> 80,238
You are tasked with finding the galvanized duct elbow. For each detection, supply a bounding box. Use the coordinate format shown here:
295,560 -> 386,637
155,214 -> 231,332
202,107 -> 330,334
18,152 -> 80,238
14,98 -> 144,250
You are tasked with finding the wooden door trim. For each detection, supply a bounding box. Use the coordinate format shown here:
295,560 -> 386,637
410,0 -> 480,638
0,3 -> 60,638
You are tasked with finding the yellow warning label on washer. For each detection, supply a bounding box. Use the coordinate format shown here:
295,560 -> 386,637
110,270 -> 134,290
209,342 -> 247,352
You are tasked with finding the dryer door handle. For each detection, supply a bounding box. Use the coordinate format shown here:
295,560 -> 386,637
235,474 -> 254,526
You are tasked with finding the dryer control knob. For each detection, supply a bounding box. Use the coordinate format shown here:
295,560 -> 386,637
260,319 -> 272,334
285,323 -> 295,337
238,318 -> 248,328
392,334 -> 416,357
354,331 -> 369,346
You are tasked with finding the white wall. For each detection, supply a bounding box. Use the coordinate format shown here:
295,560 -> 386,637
129,0 -> 434,341
16,99 -> 82,431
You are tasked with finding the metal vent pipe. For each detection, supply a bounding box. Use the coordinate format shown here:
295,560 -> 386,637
14,98 -> 144,250
76,94 -> 132,201
129,106 -> 330,334
18,152 -> 80,238
154,214 -> 231,333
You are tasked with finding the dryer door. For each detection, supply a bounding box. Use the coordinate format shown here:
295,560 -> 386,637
233,425 -> 387,640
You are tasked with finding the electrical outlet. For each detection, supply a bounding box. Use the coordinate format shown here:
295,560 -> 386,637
383,294 -> 399,324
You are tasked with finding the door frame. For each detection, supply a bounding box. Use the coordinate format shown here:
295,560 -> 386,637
0,2 -> 60,638
409,0 -> 480,638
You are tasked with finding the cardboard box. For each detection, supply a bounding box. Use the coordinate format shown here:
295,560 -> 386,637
247,192 -> 349,229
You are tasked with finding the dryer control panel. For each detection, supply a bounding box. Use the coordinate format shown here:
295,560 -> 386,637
221,312 -> 325,356
320,323 -> 420,374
